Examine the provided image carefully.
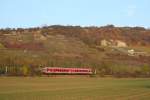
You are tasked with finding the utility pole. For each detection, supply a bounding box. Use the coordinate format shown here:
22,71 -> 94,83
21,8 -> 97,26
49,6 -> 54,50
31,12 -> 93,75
5,66 -> 8,75
94,69 -> 97,75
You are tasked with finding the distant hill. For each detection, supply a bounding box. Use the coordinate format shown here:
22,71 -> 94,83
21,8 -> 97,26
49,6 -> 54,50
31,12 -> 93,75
0,25 -> 150,77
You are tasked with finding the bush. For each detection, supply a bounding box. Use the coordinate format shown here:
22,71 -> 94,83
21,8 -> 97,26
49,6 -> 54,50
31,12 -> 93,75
141,64 -> 150,77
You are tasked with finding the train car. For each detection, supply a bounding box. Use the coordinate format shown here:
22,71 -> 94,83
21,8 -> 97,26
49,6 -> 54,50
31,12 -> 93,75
42,67 -> 93,75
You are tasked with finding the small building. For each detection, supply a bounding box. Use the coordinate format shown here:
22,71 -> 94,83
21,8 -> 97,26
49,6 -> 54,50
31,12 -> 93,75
128,49 -> 148,56
128,49 -> 135,55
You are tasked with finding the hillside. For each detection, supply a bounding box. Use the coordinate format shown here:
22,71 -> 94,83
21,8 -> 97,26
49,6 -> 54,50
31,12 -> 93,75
0,25 -> 150,77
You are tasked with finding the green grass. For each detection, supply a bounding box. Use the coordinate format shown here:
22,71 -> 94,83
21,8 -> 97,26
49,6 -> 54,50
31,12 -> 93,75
0,77 -> 150,100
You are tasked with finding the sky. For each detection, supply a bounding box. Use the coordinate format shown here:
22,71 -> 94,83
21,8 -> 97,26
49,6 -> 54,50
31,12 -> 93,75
0,0 -> 150,28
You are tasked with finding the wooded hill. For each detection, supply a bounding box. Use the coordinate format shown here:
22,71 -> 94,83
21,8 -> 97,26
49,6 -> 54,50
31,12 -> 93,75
0,25 -> 150,77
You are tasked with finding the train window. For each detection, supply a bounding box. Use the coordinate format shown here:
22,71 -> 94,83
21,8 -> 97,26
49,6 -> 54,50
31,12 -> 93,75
58,69 -> 61,72
64,69 -> 66,72
63,69 -> 66,72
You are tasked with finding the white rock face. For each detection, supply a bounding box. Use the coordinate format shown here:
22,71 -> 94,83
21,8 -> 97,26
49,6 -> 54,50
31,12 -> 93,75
101,39 -> 127,47
101,39 -> 108,46
116,40 -> 127,47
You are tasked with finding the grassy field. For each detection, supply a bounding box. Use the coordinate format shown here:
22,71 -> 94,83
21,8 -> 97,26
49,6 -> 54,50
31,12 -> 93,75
0,77 -> 150,100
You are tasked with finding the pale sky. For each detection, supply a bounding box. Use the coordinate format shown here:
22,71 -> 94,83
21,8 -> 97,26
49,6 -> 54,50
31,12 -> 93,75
0,0 -> 149,28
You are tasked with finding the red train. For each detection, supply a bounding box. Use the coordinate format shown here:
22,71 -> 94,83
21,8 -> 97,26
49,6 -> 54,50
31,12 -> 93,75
42,67 -> 93,75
